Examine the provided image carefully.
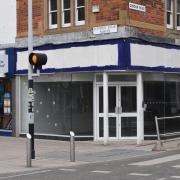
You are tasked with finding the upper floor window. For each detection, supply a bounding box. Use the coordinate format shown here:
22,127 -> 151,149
177,0 -> 180,30
48,0 -> 86,29
75,0 -> 85,26
62,0 -> 71,27
167,0 -> 173,29
49,0 -> 58,29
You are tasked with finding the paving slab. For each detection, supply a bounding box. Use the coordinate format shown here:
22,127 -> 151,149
0,136 -> 179,175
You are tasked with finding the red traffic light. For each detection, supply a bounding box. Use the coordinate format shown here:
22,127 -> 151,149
29,53 -> 47,69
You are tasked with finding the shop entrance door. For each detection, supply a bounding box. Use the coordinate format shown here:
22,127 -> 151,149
97,84 -> 137,140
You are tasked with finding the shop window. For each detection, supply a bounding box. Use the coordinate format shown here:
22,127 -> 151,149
144,81 -> 180,137
0,82 -> 12,131
167,0 -> 173,29
48,0 -> 86,29
33,82 -> 93,136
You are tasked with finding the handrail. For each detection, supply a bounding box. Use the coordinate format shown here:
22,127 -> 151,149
157,115 -> 180,120
153,115 -> 180,151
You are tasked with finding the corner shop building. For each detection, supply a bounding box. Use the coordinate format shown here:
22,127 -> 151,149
14,38 -> 180,143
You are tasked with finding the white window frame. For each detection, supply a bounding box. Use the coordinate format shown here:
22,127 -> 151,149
61,0 -> 71,27
167,0 -> 173,29
49,0 -> 58,29
75,0 -> 85,26
177,0 -> 180,30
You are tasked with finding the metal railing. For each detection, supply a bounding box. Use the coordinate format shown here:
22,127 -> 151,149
153,115 -> 180,150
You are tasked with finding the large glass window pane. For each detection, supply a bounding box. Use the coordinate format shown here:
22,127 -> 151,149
34,82 -> 71,135
144,81 -> 165,135
109,117 -> 116,137
144,74 -> 180,138
50,0 -> 57,11
51,12 -> 57,25
78,7 -> 85,21
63,0 -> 70,9
121,87 -> 136,112
62,0 -> 71,26
99,117 -> 103,137
99,87 -> 103,113
164,81 -> 180,135
64,10 -> 70,24
108,87 -> 116,113
166,0 -> 173,28
75,0 -> 85,25
49,0 -> 57,27
167,0 -> 171,11
167,12 -> 171,24
108,75 -> 136,82
71,82 -> 93,136
77,0 -> 85,6
121,117 -> 137,137
177,14 -> 180,27
34,82 -> 93,136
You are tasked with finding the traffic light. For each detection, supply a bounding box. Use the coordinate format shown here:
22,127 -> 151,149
29,53 -> 47,70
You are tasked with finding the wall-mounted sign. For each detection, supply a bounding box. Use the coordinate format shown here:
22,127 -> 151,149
129,2 -> 146,12
93,25 -> 117,35
0,54 -> 8,76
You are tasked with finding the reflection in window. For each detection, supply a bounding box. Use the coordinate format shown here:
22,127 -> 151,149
144,81 -> 180,137
121,117 -> 137,137
109,117 -> 116,137
34,82 -> 93,136
121,86 -> 136,113
99,117 -> 104,137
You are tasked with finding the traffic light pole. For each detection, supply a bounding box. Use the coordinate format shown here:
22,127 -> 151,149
28,0 -> 35,159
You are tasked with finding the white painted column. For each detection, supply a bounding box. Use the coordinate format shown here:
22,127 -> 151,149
93,74 -> 97,141
103,72 -> 108,145
137,73 -> 144,144
15,76 -> 21,137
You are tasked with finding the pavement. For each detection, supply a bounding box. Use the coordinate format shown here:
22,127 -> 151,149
0,136 -> 180,175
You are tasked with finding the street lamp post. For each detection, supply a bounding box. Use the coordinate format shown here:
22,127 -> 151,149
28,0 -> 35,159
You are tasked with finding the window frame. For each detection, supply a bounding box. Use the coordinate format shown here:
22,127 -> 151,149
61,0 -> 71,27
75,0 -> 85,26
48,0 -> 58,29
167,0 -> 174,29
177,0 -> 180,30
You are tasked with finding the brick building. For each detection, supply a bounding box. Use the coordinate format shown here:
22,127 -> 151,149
13,0 -> 180,143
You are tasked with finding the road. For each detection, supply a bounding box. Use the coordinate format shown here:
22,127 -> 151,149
1,150 -> 180,180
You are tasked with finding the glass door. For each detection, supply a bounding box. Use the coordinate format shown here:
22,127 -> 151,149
97,85 -> 137,140
97,85 -> 118,140
120,86 -> 137,138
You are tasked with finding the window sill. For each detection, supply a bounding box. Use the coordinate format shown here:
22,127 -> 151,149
167,24 -> 173,29
45,24 -> 88,35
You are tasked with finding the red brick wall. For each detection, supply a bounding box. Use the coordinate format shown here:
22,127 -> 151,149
17,0 -> 44,37
92,0 -> 165,36
17,0 -> 166,38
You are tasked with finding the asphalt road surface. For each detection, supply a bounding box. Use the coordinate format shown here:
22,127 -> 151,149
1,150 -> 180,180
